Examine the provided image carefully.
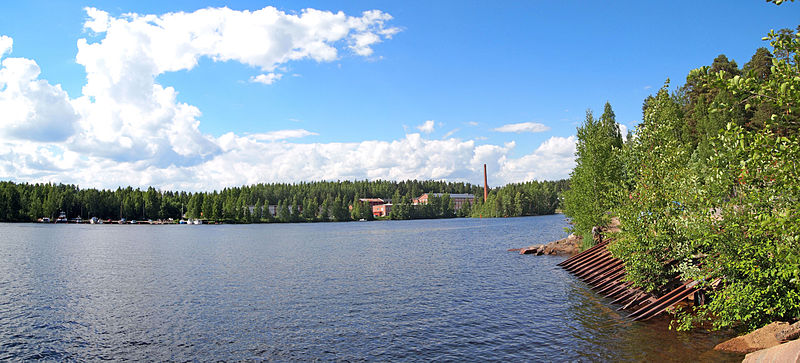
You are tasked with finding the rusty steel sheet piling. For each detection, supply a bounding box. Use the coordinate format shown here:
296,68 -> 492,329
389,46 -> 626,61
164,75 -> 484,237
557,242 -> 700,322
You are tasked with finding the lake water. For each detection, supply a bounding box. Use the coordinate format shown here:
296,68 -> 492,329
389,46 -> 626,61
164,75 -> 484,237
0,215 -> 742,361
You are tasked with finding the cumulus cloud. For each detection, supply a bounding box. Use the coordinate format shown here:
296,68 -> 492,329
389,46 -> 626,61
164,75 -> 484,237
494,122 -> 550,133
83,7 -> 111,33
416,120 -> 435,134
246,129 -> 318,142
67,6 -> 399,167
0,53 -> 79,142
0,36 -> 11,57
499,136 -> 577,182
250,72 -> 283,85
2,131 -> 576,191
0,8 -> 578,191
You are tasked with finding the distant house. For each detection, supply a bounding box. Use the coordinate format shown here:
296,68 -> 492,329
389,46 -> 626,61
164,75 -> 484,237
373,203 -> 392,217
413,193 -> 475,211
351,198 -> 386,211
359,198 -> 385,207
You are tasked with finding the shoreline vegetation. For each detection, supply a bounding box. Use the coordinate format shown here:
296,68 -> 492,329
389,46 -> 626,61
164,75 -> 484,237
562,23 -> 800,336
0,179 -> 568,224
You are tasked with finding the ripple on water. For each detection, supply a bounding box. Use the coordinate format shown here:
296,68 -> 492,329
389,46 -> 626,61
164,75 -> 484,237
0,216 -> 742,361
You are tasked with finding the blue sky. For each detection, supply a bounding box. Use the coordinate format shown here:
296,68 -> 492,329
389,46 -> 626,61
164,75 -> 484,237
0,1 -> 797,190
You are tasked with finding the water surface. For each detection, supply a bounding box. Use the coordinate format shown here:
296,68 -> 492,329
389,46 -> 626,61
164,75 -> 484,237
0,215 -> 741,361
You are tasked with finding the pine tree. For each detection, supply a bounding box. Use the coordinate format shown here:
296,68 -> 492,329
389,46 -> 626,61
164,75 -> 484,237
254,198 -> 263,221
278,199 -> 291,223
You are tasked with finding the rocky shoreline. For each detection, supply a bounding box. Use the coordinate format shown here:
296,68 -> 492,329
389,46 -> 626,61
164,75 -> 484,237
509,233 -> 582,256
714,321 -> 800,361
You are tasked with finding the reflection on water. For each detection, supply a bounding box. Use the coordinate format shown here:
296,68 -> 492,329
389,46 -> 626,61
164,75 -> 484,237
565,282 -> 741,362
0,216 -> 742,361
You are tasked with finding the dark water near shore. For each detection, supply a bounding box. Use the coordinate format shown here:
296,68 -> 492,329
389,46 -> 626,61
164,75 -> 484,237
0,215 -> 742,361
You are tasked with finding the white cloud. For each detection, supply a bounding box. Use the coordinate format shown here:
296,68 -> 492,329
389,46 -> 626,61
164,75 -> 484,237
351,32 -> 380,56
1,130 -> 577,191
250,73 -> 283,85
494,122 -> 550,133
442,128 -> 459,138
246,129 -> 318,141
417,120 -> 435,134
0,9 -> 579,192
619,124 -> 629,141
83,7 -> 110,33
499,136 -> 576,182
0,36 -> 12,58
466,121 -> 478,126
65,6 -> 399,166
347,9 -> 397,56
0,55 -> 78,142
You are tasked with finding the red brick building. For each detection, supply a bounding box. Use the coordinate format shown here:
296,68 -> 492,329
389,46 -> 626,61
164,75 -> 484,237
360,198 -> 385,207
413,193 -> 475,211
372,203 -> 392,217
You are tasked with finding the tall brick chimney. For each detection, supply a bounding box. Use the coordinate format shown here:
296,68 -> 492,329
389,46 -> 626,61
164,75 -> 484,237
483,164 -> 488,202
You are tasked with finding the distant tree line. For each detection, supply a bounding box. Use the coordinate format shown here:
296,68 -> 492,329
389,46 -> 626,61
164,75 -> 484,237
0,178 -> 568,223
468,180 -> 569,218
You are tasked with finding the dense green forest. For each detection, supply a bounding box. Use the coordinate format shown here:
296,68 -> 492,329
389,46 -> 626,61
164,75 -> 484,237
0,178 -> 567,223
564,24 -> 800,332
468,180 -> 568,218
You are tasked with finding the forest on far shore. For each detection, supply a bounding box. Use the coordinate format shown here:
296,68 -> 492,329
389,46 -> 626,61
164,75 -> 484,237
0,178 -> 568,223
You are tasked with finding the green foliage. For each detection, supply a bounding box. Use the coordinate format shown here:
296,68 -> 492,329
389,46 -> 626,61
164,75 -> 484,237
350,197 -> 374,221
0,178 -> 561,224
0,179 -> 487,223
389,193 -> 456,220
469,180 -> 568,218
562,105 -> 625,236
611,27 -> 800,332
610,84 -> 697,291
697,124 -> 800,330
